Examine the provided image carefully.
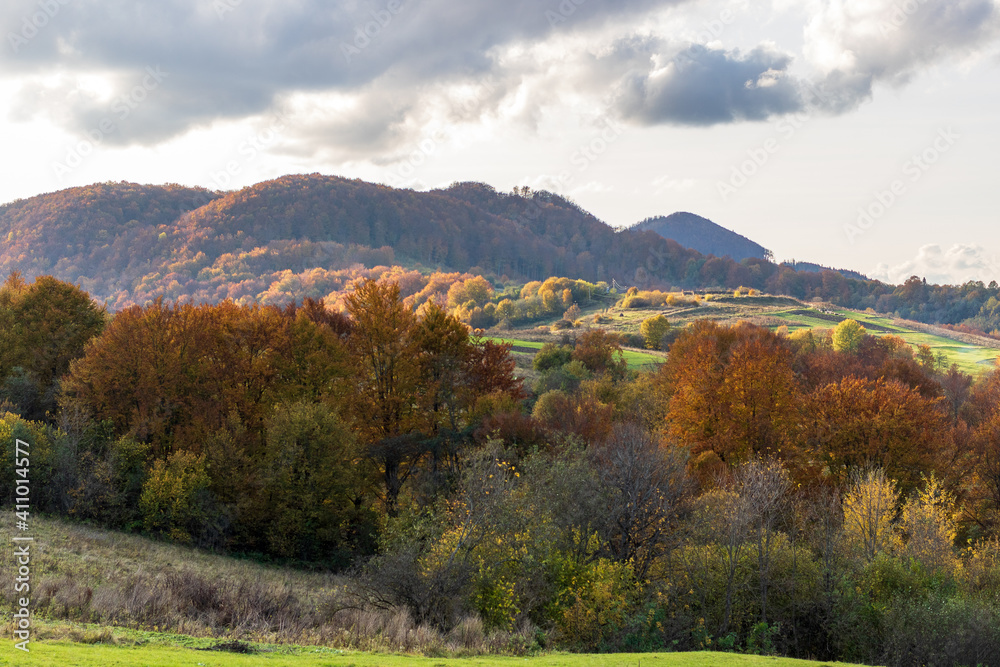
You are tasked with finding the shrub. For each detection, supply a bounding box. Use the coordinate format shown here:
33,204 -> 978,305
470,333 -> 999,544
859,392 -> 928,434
546,534 -> 640,651
532,344 -> 573,372
140,450 -> 212,543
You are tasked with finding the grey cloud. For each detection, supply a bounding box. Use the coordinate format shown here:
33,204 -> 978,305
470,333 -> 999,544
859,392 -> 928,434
614,43 -> 803,125
806,0 -> 1000,112
1,0 -> 689,145
606,0 -> 1000,127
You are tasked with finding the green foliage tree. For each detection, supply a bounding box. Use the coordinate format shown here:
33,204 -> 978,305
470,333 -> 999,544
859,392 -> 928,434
532,343 -> 573,372
0,273 -> 106,419
139,450 -> 212,544
262,401 -> 372,562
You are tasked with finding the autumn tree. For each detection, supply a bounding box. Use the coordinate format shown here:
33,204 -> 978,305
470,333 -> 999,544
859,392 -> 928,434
345,279 -> 422,516
640,314 -> 671,350
663,321 -> 799,473
803,376 -> 949,491
961,369 -> 1000,534
842,467 -> 900,564
446,276 -> 493,309
939,364 -> 973,426
831,319 -> 867,353
412,302 -> 473,435
572,329 -> 627,380
532,389 -> 614,443
0,273 -> 106,419
63,300 -> 216,454
900,474 -> 958,574
62,299 -> 336,458
463,336 -> 523,401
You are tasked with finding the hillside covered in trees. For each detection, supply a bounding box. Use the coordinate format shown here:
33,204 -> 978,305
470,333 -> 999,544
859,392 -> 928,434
3,175 -> 1000,335
2,272 -> 1000,666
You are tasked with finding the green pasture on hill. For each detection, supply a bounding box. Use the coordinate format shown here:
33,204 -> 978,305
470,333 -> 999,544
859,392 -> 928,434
484,337 -> 665,370
770,307 -> 1000,375
0,640 -> 869,667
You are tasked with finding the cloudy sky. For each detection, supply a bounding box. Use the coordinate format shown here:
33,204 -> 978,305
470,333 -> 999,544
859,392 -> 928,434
2,0 -> 999,285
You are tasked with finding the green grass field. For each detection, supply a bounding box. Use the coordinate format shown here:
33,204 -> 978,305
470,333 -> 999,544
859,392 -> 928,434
484,292 -> 1000,377
0,637 -> 868,667
770,306 -> 1000,375
522,292 -> 1000,377
485,337 -> 665,371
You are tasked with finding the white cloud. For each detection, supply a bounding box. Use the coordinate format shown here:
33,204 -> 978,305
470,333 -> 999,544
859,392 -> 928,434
872,243 -> 1000,285
803,0 -> 1000,111
652,174 -> 696,193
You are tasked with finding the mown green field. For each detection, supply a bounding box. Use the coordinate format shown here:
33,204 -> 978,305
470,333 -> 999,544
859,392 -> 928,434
485,294 -> 1000,377
770,307 -> 1000,375
485,337 -> 666,370
0,639 -> 867,667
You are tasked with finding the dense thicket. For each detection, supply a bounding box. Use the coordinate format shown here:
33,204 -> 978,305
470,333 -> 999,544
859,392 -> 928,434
2,275 -> 1000,665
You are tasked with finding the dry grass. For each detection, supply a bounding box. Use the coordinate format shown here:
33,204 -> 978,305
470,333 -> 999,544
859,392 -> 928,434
0,513 -> 538,655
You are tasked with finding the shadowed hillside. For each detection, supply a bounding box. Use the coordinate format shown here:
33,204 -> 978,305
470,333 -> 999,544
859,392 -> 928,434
632,212 -> 771,262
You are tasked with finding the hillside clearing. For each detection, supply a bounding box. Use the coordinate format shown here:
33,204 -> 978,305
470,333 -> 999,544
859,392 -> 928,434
501,294 -> 1000,376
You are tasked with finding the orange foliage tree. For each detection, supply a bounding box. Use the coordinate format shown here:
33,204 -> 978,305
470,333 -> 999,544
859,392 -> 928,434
803,376 -> 950,490
346,279 -> 522,515
63,298 -> 348,457
662,321 -> 799,473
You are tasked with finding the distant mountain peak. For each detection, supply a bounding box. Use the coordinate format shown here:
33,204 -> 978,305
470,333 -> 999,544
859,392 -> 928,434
632,212 -> 772,262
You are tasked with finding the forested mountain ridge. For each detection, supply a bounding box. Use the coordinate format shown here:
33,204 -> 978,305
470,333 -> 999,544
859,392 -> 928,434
0,181 -> 220,300
0,175 -> 705,308
2,174 -> 1000,335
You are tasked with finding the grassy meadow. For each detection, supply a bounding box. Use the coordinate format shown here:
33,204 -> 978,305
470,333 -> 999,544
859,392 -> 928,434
0,643 -> 872,666
0,628 -> 870,667
524,292 -> 1000,376
0,514 -> 873,667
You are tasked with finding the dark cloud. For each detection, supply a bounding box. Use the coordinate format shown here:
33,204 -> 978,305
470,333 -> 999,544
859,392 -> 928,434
0,0 -> 688,144
614,43 -> 803,125
607,0 -> 1000,126
3,0 -> 997,150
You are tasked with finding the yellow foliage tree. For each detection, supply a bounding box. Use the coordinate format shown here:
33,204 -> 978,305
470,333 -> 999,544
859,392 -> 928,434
901,474 -> 958,574
640,314 -> 671,350
832,318 -> 867,353
843,467 -> 900,564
